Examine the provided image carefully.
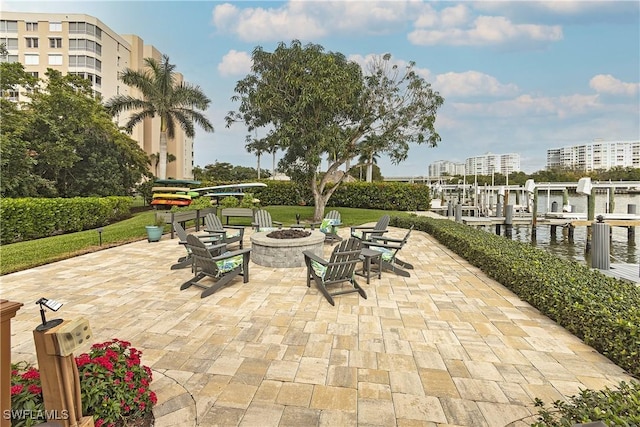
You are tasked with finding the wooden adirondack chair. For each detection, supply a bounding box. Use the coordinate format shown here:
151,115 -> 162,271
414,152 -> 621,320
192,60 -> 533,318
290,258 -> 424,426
319,210 -> 342,244
180,234 -> 251,298
303,237 -> 366,306
350,214 -> 390,241
204,213 -> 245,249
362,226 -> 414,278
252,209 -> 283,231
171,222 -> 225,270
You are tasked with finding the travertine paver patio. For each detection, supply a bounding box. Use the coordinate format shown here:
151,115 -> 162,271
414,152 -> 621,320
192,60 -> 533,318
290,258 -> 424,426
2,222 -> 635,426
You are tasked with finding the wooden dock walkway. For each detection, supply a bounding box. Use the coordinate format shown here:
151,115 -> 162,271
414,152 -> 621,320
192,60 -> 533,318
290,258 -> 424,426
598,263 -> 640,284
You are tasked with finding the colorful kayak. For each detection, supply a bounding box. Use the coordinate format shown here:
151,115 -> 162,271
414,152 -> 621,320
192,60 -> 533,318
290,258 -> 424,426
150,199 -> 191,206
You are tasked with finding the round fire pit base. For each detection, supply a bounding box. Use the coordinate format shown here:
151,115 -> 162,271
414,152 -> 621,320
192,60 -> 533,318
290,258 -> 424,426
250,230 -> 325,268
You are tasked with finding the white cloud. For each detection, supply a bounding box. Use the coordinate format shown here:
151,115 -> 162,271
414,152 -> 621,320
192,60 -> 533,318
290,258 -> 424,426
211,1 -> 426,42
218,50 -> 252,77
434,71 -> 519,97
409,14 -> 563,46
453,93 -> 601,118
589,74 -> 639,96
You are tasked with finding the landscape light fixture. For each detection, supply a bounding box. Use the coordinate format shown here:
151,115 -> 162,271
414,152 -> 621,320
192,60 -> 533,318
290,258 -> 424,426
97,227 -> 103,246
35,297 -> 64,331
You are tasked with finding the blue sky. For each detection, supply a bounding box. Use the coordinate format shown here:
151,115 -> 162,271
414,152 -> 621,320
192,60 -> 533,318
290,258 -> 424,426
5,1 -> 640,176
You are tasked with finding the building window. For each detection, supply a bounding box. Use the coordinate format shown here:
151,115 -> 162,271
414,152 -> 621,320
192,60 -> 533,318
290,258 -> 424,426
49,22 -> 62,32
25,37 -> 39,48
68,22 -> 102,39
0,55 -> 18,63
28,71 -> 39,78
49,38 -> 62,48
48,54 -> 63,65
69,39 -> 101,55
25,22 -> 38,31
0,20 -> 18,32
24,54 -> 39,65
1,37 -> 18,50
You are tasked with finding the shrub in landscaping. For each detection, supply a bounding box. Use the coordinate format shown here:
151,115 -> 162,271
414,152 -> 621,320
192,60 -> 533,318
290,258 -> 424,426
532,380 -> 640,426
0,197 -> 133,244
390,215 -> 640,379
252,181 -> 430,210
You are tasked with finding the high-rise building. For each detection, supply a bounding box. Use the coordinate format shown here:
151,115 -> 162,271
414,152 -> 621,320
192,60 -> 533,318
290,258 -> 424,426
428,160 -> 465,177
1,11 -> 195,179
464,153 -> 520,176
546,140 -> 640,171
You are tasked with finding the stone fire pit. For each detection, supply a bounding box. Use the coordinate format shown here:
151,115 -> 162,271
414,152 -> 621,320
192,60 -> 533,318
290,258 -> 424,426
250,230 -> 325,268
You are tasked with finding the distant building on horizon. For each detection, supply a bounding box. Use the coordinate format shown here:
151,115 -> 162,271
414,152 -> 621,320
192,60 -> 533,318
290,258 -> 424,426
0,11 -> 194,179
465,153 -> 520,176
546,139 -> 640,171
428,160 -> 465,178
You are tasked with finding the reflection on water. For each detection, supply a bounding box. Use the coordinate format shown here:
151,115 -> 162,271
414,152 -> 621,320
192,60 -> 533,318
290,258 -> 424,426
493,224 -> 638,266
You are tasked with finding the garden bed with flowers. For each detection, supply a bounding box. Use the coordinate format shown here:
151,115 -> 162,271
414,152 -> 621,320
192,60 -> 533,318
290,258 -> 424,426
11,339 -> 156,427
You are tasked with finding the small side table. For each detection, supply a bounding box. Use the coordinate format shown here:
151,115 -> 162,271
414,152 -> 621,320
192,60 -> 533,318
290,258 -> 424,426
356,248 -> 382,284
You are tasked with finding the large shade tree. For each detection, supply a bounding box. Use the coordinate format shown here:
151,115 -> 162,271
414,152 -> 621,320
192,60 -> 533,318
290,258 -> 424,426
105,55 -> 214,179
226,40 -> 444,220
1,68 -> 150,197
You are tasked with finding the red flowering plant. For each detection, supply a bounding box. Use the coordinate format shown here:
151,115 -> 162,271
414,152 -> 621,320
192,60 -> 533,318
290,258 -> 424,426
9,362 -> 45,427
10,339 -> 156,427
75,338 -> 157,427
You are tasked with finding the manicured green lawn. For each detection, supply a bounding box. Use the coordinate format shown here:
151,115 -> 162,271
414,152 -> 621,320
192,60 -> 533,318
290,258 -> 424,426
0,207 -> 411,275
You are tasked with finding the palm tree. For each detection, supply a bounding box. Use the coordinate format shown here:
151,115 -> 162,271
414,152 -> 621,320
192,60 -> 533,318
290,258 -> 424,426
246,136 -> 269,179
105,55 -> 214,179
359,135 -> 383,182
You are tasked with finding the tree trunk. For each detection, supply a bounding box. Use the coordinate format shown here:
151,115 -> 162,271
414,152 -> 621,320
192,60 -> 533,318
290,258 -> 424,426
158,131 -> 168,179
272,151 -> 276,177
366,153 -> 373,182
257,153 -> 261,179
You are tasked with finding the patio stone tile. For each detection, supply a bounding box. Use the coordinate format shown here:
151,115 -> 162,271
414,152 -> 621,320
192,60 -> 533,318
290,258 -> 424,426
463,360 -> 504,381
239,402 -> 284,427
377,353 -> 417,372
295,356 -> 329,384
358,381 -> 392,400
349,350 -> 378,369
318,409 -> 357,426
476,401 -> 535,426
357,398 -> 396,425
215,383 -> 258,409
439,397 -> 487,426
253,379 -> 282,402
392,393 -> 447,424
275,382 -> 314,406
327,365 -> 358,388
452,378 -> 509,403
389,370 -> 425,395
207,355 -> 244,376
310,385 -> 357,411
418,368 -> 459,398
278,406 -> 321,426
199,406 -> 244,426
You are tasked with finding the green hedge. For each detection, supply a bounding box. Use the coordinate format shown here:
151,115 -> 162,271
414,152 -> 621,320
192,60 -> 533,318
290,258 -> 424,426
390,215 -> 640,379
1,197 -> 133,244
251,181 -> 430,210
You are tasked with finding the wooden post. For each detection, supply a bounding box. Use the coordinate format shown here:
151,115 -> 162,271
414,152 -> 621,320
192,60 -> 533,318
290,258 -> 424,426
628,204 -> 636,242
531,190 -> 538,239
33,321 -> 94,427
1,300 -> 23,427
586,194 -> 596,252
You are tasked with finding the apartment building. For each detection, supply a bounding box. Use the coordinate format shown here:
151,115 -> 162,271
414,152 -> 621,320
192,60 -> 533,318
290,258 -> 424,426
546,140 -> 640,171
0,11 -> 194,179
428,160 -> 465,178
464,153 -> 520,176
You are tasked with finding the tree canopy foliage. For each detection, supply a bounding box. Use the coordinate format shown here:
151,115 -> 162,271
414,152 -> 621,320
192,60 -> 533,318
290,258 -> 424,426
193,162 -> 270,182
105,55 -> 214,180
1,66 -> 150,198
226,40 -> 444,220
